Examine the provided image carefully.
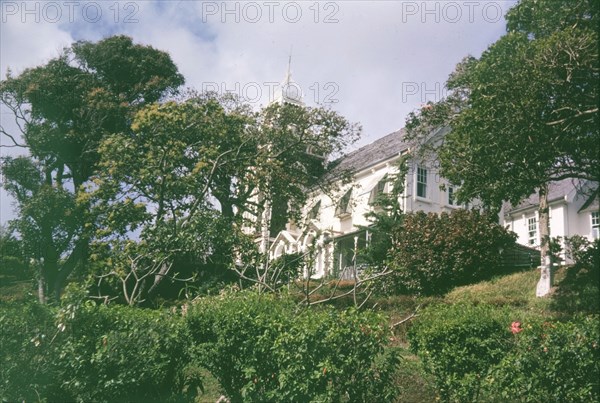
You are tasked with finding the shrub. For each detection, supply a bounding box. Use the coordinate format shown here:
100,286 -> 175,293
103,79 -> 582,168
57,302 -> 197,402
552,238 -> 600,314
186,291 -> 398,402
0,303 -> 61,402
389,210 -> 516,295
408,303 -> 511,402
564,235 -> 599,266
483,315 -> 600,402
0,301 -> 199,402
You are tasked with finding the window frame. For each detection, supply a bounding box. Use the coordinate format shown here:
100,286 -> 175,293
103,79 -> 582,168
336,189 -> 353,217
592,211 -> 599,239
416,166 -> 428,199
447,185 -> 456,206
307,200 -> 321,221
369,175 -> 388,205
527,216 -> 538,245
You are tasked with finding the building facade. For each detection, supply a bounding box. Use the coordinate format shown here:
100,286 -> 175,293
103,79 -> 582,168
502,179 -> 599,262
267,127 -> 468,278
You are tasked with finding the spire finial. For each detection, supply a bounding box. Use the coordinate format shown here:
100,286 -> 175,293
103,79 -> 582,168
286,46 -> 293,83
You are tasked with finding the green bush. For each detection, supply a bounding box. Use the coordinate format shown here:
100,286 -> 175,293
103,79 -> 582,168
553,238 -> 600,314
564,236 -> 599,267
57,302 -> 197,402
390,210 -> 516,295
1,301 -> 199,402
483,315 -> 600,402
0,303 -> 61,402
186,291 -> 398,402
408,303 -> 510,401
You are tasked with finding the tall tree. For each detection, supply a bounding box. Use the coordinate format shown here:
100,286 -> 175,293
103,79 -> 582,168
0,36 -> 184,302
92,94 -> 360,300
405,0 -> 598,295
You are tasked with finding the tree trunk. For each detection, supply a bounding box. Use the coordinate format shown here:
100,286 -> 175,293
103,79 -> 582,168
220,198 -> 234,219
38,265 -> 46,304
536,184 -> 553,297
51,239 -> 89,302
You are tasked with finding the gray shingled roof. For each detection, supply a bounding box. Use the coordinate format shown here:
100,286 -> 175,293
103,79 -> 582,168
328,128 -> 409,176
578,191 -> 599,213
503,178 -> 595,213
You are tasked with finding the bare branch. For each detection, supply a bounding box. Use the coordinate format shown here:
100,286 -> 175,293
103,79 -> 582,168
0,127 -> 27,148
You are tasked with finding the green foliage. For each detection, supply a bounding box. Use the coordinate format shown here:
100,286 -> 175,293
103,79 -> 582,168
0,225 -> 30,279
389,210 -> 516,295
483,315 -> 600,402
268,252 -> 304,286
0,35 -> 184,302
0,302 -> 199,402
406,0 -> 598,210
552,238 -> 600,315
57,303 -> 197,402
404,0 -> 598,271
361,156 -> 408,272
409,301 -> 600,402
0,303 -> 61,402
408,303 -> 510,402
565,235 -> 599,267
186,291 -> 398,402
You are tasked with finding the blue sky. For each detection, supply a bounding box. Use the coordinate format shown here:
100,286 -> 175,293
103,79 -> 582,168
0,0 -> 517,223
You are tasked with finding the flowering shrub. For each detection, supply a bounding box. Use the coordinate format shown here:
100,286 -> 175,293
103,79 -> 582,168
409,302 -> 600,402
483,315 -> 600,402
186,291 -> 399,402
389,210 -> 516,295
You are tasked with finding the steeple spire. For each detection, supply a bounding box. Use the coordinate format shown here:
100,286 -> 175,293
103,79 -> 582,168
272,47 -> 303,106
285,46 -> 292,83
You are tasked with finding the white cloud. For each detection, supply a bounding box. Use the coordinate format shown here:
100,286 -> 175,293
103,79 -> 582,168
0,0 -> 517,223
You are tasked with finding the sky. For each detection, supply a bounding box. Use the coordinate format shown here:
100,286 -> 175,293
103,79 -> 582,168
0,0 -> 517,224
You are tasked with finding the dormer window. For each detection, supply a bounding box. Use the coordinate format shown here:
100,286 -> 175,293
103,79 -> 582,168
369,176 -> 388,205
336,189 -> 352,217
307,200 -> 321,220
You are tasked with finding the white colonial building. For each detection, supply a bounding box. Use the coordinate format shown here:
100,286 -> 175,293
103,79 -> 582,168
267,127 -> 469,278
502,179 -> 599,262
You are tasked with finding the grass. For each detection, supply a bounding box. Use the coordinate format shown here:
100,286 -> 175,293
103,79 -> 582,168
0,274 -> 35,304
374,265 -> 598,402
195,369 -> 222,403
445,268 -> 557,310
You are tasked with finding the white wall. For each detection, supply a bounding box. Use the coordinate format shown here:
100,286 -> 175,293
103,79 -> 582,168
503,196 -> 599,263
300,156 -> 460,239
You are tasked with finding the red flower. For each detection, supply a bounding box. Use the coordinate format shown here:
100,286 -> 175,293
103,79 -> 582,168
511,321 -> 523,334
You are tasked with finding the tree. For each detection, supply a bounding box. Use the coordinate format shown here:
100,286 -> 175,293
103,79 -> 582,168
0,35 -> 184,302
89,94 -> 256,303
0,224 -> 29,280
361,155 -> 409,271
405,0 -> 598,295
87,92 -> 361,302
